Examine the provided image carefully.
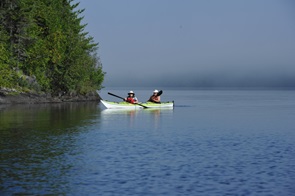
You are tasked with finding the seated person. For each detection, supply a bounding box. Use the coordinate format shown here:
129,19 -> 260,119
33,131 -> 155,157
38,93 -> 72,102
125,91 -> 138,103
148,89 -> 161,103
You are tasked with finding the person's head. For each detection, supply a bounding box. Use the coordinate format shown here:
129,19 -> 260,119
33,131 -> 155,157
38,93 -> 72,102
153,89 -> 159,95
128,91 -> 135,97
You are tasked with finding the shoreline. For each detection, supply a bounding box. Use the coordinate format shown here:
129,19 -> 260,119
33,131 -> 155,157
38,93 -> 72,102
0,89 -> 101,104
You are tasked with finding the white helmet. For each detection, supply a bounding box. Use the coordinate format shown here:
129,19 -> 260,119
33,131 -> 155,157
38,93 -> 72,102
128,91 -> 134,94
153,89 -> 159,93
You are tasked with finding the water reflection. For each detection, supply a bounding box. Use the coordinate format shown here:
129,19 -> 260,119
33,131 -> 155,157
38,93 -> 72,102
101,108 -> 173,129
0,102 -> 101,132
0,102 -> 101,195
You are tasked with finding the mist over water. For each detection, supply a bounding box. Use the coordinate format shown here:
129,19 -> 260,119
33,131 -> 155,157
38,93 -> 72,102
105,67 -> 295,88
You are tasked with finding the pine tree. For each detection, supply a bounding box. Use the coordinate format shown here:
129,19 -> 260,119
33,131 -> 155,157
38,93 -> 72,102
0,0 -> 105,94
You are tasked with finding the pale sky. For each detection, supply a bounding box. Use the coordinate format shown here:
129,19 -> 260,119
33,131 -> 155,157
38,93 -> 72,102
76,0 -> 295,88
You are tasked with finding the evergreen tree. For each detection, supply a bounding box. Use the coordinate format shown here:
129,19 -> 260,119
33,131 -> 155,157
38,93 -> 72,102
0,0 -> 104,94
0,0 -> 19,88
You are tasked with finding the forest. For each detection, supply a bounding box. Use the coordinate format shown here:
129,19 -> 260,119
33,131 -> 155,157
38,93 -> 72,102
0,0 -> 104,96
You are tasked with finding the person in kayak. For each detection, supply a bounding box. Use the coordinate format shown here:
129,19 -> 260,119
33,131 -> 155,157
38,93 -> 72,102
148,89 -> 161,103
125,91 -> 138,104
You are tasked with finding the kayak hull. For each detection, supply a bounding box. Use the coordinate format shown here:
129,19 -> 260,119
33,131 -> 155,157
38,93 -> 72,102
100,100 -> 174,109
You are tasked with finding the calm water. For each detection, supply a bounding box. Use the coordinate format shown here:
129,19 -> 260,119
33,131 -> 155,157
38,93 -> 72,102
1,90 -> 295,195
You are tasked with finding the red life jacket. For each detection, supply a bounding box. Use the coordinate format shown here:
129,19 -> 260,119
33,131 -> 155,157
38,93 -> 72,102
126,97 -> 136,103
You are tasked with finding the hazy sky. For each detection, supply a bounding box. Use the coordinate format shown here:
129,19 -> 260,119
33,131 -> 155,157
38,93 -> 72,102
77,0 -> 295,88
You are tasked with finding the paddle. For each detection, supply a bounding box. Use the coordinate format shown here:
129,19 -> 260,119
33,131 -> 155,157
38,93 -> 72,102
108,92 -> 148,109
157,90 -> 163,96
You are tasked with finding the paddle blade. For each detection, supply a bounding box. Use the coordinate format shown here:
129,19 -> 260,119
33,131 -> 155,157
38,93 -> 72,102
157,90 -> 163,96
138,103 -> 148,109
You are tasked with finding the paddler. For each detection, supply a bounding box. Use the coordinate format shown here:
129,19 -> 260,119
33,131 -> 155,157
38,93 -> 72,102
148,89 -> 161,103
124,91 -> 138,103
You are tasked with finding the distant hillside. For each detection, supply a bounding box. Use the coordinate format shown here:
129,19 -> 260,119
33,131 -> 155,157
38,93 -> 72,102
0,0 -> 104,97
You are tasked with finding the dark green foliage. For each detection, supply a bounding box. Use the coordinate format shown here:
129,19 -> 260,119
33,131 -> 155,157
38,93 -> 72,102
0,0 -> 104,94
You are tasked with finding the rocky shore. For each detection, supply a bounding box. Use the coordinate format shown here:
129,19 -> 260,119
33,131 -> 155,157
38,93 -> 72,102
0,88 -> 101,104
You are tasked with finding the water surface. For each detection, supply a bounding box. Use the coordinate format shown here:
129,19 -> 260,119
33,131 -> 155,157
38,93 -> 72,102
1,90 -> 295,195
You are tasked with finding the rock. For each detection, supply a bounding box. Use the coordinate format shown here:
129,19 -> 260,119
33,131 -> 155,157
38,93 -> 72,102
0,89 -> 101,104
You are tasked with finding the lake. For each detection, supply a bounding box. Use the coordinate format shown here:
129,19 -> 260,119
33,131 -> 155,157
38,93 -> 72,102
1,89 -> 295,195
